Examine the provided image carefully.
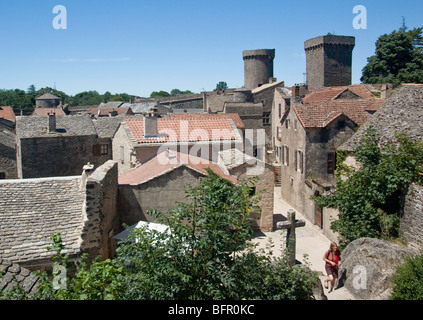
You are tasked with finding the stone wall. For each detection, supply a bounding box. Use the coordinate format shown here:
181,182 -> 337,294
400,183 -> 423,251
18,135 -> 112,179
81,160 -> 120,261
226,162 -> 275,231
118,166 -> 203,226
0,142 -> 17,180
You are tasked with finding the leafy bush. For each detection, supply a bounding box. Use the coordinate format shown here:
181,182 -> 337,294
314,128 -> 423,248
390,251 -> 423,300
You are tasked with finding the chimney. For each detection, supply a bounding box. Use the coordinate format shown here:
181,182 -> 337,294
292,85 -> 300,97
143,107 -> 158,138
48,111 -> 56,133
79,162 -> 95,191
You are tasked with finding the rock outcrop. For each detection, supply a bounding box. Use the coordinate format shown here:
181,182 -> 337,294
338,237 -> 414,300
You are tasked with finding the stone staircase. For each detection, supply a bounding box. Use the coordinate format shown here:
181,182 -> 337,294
273,164 -> 281,187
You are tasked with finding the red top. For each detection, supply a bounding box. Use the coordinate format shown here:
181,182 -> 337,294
326,250 -> 341,269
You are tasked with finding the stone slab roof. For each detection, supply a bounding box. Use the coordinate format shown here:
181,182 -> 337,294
0,176 -> 85,264
0,259 -> 40,295
341,84 -> 423,151
118,150 -> 237,185
92,116 -> 127,139
0,130 -> 16,149
16,114 -> 97,138
36,93 -> 61,100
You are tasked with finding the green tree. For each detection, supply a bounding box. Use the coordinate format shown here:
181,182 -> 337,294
215,81 -> 228,91
390,250 -> 423,300
116,170 -> 317,300
361,26 -> 423,85
314,128 -> 423,248
3,172 -> 317,300
170,89 -> 194,96
150,91 -> 171,99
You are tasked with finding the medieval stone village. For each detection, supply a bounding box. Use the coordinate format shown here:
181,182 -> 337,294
1,31 -> 423,303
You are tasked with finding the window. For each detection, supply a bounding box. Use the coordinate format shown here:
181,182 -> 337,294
278,103 -> 282,118
283,145 -> 289,166
263,112 -> 271,126
285,118 -> 291,129
327,152 -> 336,174
120,146 -> 125,164
0,172 -> 6,180
101,145 -> 109,155
337,120 -> 346,132
298,150 -> 304,174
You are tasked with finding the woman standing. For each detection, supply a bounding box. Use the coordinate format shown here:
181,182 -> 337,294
323,242 -> 341,293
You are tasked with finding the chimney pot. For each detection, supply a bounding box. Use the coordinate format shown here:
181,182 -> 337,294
48,111 -> 56,133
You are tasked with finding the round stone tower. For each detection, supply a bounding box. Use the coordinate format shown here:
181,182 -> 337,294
243,49 -> 275,90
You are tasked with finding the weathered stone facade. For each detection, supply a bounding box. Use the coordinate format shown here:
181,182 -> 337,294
16,115 -> 121,179
243,49 -> 275,90
0,130 -> 17,179
400,183 -> 423,251
305,35 -> 355,87
218,149 -> 274,231
119,166 -> 204,226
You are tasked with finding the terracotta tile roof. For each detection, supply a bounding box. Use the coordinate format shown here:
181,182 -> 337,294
118,150 -> 237,185
294,84 -> 385,128
31,108 -> 66,117
0,106 -> 16,121
293,99 -> 385,128
169,113 -> 245,129
302,84 -> 375,104
125,117 -> 242,144
88,107 -> 133,118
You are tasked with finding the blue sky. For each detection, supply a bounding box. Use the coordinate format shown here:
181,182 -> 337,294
0,0 -> 422,97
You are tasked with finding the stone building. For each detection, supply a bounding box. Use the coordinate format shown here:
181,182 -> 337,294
35,93 -> 62,109
0,161 -> 120,272
0,130 -> 17,180
15,114 -> 122,179
274,84 -> 385,240
218,148 -> 275,231
243,49 -> 276,90
305,35 -> 355,87
112,112 -> 244,176
118,150 -> 237,226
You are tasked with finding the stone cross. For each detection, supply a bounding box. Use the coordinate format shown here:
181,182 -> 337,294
276,209 -> 306,266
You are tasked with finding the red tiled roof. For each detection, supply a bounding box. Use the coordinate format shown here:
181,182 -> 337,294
31,108 -> 66,116
0,106 -> 16,121
88,107 -> 132,118
293,99 -> 385,128
169,113 -> 245,129
118,150 -> 237,185
302,85 -> 375,104
125,117 -> 242,144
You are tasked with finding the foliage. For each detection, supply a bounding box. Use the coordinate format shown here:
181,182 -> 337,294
215,81 -> 228,91
361,26 -> 423,86
4,172 -> 317,300
314,128 -> 423,248
390,251 -> 423,300
33,234 -> 125,300
115,170 -> 317,300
